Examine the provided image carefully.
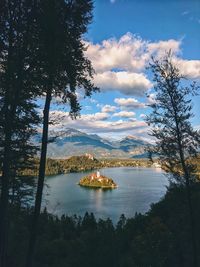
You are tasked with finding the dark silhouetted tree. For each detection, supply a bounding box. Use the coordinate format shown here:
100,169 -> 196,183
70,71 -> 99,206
0,1 -> 41,266
146,52 -> 200,267
26,1 -> 98,266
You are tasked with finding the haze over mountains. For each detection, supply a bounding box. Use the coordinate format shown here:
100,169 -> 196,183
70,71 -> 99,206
35,128 -> 148,158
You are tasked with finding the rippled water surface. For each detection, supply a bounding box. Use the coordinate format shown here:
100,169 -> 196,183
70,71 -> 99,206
44,167 -> 168,222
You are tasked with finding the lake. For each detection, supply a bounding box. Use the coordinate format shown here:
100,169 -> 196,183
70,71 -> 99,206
44,167 -> 168,223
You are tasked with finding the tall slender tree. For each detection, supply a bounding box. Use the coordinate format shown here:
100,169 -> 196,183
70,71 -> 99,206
0,1 -> 41,265
146,52 -> 200,267
26,1 -> 98,266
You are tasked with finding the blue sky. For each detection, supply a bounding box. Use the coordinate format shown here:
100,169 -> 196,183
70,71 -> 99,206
89,0 -> 200,58
50,0 -> 200,141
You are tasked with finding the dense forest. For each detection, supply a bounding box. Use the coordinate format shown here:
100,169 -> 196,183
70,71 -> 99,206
7,183 -> 200,267
22,155 -> 154,176
22,154 -> 200,177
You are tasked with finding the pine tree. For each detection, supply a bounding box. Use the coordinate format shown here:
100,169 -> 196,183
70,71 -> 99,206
26,1 -> 98,266
146,52 -> 200,267
0,1 -> 41,265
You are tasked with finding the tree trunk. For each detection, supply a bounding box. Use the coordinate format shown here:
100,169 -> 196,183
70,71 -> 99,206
0,74 -> 19,267
181,160 -> 198,267
168,84 -> 198,267
26,87 -> 52,267
0,85 -> 25,266
0,13 -> 14,264
176,135 -> 198,267
0,3 -> 36,265
0,118 -> 12,267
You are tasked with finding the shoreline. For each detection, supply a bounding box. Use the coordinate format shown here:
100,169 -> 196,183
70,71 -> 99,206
46,165 -> 162,178
78,183 -> 118,189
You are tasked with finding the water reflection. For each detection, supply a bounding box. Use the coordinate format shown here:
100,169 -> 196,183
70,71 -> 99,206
91,189 -> 102,210
45,167 -> 168,222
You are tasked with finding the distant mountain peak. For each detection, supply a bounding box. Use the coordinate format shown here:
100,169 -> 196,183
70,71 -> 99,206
122,135 -> 142,141
126,135 -> 138,140
35,128 -> 148,159
48,128 -> 85,138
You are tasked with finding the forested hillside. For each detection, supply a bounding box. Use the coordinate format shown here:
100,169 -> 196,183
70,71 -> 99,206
7,183 -> 200,267
22,155 -> 154,176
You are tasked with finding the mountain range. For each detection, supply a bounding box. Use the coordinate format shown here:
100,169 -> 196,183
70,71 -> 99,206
34,128 -> 149,158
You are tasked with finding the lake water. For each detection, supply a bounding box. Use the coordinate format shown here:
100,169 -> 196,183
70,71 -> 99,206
44,167 -> 168,223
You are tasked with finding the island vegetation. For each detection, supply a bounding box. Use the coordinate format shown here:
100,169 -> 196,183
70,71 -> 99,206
78,171 -> 117,189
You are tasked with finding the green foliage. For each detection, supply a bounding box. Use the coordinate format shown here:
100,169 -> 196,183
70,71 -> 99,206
146,52 -> 200,184
79,174 -> 117,188
6,183 -> 200,267
146,52 -> 200,266
21,155 -> 102,176
21,156 -> 154,177
100,158 -> 152,168
0,2 -> 42,263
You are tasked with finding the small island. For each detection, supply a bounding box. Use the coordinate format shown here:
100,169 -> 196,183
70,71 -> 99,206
78,171 -> 117,189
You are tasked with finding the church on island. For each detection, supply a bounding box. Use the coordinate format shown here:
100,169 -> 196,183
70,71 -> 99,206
78,170 -> 117,189
91,171 -> 103,182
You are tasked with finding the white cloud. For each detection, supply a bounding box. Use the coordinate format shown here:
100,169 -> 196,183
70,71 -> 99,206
173,59 -> 200,79
94,71 -> 152,96
82,112 -> 109,121
48,33 -> 200,139
147,93 -> 156,104
101,104 -> 118,113
147,39 -> 181,58
84,33 -> 200,99
49,110 -> 147,135
84,33 -> 197,96
114,97 -> 146,109
85,33 -> 148,73
113,111 -> 136,118
49,110 -> 109,124
85,33 -> 182,73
